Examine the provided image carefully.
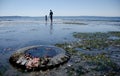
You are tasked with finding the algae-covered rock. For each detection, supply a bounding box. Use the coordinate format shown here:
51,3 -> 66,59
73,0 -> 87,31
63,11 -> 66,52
9,45 -> 70,71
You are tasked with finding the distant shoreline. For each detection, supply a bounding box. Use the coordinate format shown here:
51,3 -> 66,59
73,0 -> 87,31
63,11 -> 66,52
0,16 -> 120,18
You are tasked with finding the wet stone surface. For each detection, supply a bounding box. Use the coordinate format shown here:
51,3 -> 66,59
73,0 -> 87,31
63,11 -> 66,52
9,45 -> 70,71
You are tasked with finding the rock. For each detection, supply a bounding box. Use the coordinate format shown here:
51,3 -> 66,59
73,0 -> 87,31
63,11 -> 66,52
9,45 -> 70,71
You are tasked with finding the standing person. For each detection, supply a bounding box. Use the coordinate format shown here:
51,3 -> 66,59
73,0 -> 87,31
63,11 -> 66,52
49,10 -> 53,23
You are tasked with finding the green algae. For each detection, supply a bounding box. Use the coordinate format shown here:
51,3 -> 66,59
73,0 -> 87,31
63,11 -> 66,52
55,31 -> 120,75
109,31 -> 120,37
0,65 -> 8,76
55,31 -> 120,54
73,31 -> 120,50
63,22 -> 87,25
73,32 -> 109,40
78,53 -> 119,75
55,43 -> 77,55
78,39 -> 108,50
66,65 -> 86,76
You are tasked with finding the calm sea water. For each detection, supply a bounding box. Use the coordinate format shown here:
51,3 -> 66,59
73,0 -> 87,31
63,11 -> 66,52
0,16 -> 120,21
0,16 -> 120,75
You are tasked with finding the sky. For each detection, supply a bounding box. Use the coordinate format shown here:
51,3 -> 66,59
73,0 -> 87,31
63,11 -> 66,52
0,0 -> 120,17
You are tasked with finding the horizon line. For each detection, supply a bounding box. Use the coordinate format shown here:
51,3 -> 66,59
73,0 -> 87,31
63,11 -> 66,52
0,15 -> 120,17
0,15 -> 120,18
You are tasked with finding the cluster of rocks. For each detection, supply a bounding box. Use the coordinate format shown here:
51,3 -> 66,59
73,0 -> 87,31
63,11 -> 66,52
9,45 -> 70,71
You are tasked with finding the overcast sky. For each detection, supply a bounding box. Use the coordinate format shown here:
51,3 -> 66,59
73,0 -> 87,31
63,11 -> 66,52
0,0 -> 120,17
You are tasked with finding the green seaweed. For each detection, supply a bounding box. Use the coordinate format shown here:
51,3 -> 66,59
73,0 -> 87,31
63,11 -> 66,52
73,31 -> 120,50
73,32 -> 109,40
66,65 -> 86,76
77,39 -> 108,50
109,31 -> 120,37
66,67 -> 75,76
79,54 -> 119,72
75,66 -> 86,75
0,65 -> 7,76
55,43 -> 77,54
63,22 -> 87,25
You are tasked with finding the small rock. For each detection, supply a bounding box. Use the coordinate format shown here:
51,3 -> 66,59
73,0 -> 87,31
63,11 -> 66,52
67,63 -> 73,67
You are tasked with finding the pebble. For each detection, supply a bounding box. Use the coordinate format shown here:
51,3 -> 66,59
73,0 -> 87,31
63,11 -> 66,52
67,63 -> 73,67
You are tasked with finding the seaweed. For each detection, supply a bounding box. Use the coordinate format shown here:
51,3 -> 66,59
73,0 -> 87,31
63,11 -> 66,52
55,31 -> 120,75
0,65 -> 7,76
73,31 -> 120,50
109,31 -> 120,37
63,22 -> 87,25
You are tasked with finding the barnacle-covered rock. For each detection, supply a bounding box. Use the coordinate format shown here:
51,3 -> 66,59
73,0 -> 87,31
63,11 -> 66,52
9,45 -> 70,71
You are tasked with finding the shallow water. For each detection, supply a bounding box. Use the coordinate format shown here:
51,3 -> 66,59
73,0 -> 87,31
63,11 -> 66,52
0,17 -> 120,75
25,46 -> 64,57
0,21 -> 120,48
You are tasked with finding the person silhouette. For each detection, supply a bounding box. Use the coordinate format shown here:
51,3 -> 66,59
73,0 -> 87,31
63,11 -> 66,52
49,10 -> 53,23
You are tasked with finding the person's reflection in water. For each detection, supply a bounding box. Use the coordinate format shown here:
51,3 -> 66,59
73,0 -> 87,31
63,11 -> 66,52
50,22 -> 53,34
45,15 -> 47,25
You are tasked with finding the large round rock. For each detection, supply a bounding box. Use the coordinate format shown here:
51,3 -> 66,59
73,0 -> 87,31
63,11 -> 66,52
9,45 -> 70,71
